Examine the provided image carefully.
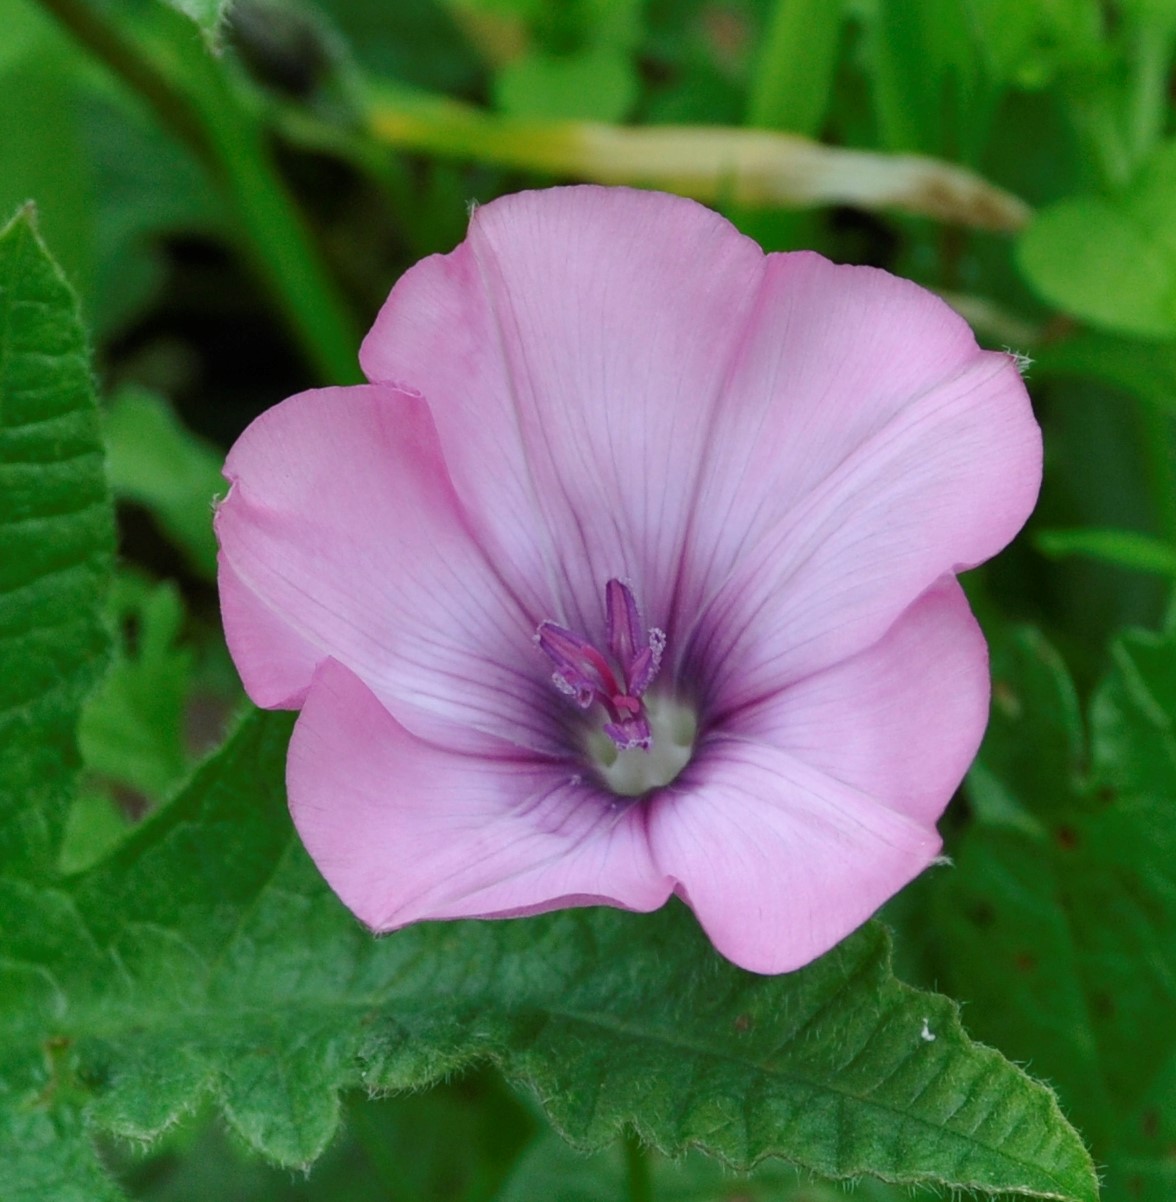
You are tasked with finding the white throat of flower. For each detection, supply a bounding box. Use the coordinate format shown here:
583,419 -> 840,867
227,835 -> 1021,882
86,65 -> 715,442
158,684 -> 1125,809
586,693 -> 696,797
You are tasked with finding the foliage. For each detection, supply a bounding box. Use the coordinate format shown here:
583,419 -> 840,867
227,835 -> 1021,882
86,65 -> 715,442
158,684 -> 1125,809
929,627 -> 1176,1202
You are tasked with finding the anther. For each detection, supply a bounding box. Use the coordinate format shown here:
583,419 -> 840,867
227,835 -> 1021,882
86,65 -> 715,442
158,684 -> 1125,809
536,579 -> 665,752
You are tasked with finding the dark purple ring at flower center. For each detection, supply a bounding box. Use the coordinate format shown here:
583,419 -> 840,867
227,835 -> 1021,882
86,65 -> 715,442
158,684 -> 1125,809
535,579 -> 665,751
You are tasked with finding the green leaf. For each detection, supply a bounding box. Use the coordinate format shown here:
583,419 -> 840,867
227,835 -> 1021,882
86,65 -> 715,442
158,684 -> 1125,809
1018,140 -> 1176,338
104,387 -> 225,579
0,207 -> 120,1197
57,574 -> 198,874
0,706 -> 1096,1200
1036,527 -> 1176,577
494,45 -> 638,122
487,0 -> 643,122
495,1131 -> 912,1202
932,624 -> 1176,1200
112,1081 -> 533,1201
325,0 -> 484,95
967,0 -> 1103,89
77,575 -> 193,798
0,1086 -> 125,1202
0,205 -> 113,879
1018,198 -> 1172,336
57,788 -> 133,878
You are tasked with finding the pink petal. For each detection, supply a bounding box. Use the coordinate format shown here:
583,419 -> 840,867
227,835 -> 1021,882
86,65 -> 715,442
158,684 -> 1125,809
359,185 -> 767,639
360,188 -> 1037,682
288,658 -> 673,928
647,582 -> 984,975
679,253 -> 1040,714
217,550 -> 319,709
215,385 -> 554,753
648,744 -> 941,975
737,578 -> 989,826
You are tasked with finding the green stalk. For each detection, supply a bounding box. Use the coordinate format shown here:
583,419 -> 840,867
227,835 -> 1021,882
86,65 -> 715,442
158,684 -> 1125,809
623,1128 -> 654,1202
747,0 -> 843,135
193,76 -> 364,384
1125,19 -> 1174,174
37,0 -> 362,385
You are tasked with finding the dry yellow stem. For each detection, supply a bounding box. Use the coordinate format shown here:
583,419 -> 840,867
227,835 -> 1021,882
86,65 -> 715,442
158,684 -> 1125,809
367,94 -> 1032,232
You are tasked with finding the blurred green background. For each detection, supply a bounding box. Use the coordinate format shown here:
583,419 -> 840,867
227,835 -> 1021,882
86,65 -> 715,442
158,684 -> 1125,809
6,0 -> 1176,1197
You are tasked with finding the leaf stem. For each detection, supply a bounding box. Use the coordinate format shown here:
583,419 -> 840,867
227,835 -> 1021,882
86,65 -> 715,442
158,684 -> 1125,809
35,0 -> 362,384
623,1128 -> 654,1202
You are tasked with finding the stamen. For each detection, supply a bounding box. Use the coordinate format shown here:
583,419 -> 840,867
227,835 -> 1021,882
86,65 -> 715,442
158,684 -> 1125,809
606,578 -> 643,672
535,622 -> 620,707
536,579 -> 666,753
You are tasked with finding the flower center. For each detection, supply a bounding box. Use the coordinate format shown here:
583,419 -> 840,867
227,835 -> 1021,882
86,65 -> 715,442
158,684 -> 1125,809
536,579 -> 694,795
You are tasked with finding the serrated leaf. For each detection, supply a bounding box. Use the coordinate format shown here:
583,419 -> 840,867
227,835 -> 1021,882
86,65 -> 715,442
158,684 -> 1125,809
495,1131 -> 910,1202
107,1080 -> 531,1201
0,1091 -> 126,1202
0,206 -> 120,1199
0,205 -> 113,877
932,624 -> 1176,1201
0,705 -> 1096,1200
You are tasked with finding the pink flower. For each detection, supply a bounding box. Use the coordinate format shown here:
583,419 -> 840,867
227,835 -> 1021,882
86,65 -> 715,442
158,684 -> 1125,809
215,186 -> 1040,974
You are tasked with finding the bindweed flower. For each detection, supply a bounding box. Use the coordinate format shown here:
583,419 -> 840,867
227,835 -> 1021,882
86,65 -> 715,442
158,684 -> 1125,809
215,186 -> 1040,974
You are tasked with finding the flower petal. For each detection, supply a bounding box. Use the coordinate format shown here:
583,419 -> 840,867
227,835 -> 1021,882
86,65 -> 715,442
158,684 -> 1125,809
360,185 -> 767,637
738,578 -> 989,825
679,253 -> 1040,714
216,551 -> 321,709
288,658 -> 673,928
648,743 -> 940,975
215,385 -> 555,752
652,582 -> 983,974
